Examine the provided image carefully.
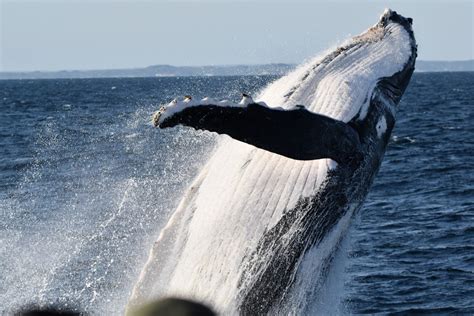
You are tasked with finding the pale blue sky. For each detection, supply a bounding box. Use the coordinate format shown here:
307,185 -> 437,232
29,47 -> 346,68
1,0 -> 472,72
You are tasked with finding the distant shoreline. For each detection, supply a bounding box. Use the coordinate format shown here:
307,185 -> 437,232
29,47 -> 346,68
1,71 -> 474,82
1,60 -> 473,80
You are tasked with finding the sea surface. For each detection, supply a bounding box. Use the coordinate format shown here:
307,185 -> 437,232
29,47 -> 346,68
1,73 -> 473,315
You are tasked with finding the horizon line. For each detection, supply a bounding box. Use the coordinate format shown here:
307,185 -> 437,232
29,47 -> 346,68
1,59 -> 473,74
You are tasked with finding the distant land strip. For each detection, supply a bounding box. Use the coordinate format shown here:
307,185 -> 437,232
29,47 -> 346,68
1,60 -> 473,80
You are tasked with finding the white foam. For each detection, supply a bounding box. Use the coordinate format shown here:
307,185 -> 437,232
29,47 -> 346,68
376,115 -> 388,137
238,94 -> 254,106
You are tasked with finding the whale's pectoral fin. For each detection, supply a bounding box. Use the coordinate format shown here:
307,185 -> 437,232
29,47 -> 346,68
153,97 -> 362,164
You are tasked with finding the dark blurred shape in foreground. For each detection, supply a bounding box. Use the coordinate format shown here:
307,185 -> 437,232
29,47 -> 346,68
15,297 -> 215,316
130,297 -> 216,316
14,306 -> 81,316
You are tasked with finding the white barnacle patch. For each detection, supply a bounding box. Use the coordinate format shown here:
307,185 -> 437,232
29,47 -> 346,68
202,97 -> 217,104
357,84 -> 377,121
239,94 -> 254,106
218,99 -> 233,106
327,159 -> 338,171
376,115 -> 387,137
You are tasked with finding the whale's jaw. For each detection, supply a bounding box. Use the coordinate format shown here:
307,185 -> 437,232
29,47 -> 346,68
250,8 -> 418,128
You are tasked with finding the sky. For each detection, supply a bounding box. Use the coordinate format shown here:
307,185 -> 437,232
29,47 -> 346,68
0,0 -> 473,72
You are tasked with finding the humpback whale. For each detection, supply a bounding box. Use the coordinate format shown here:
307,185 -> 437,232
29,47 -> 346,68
129,9 -> 417,315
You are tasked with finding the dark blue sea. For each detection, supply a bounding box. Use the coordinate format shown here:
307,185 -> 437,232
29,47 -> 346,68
1,73 -> 473,315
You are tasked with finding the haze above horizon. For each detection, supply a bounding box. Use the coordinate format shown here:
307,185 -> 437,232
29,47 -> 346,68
1,0 -> 473,72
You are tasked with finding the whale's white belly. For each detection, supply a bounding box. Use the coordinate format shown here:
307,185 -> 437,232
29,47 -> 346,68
161,140 -> 333,310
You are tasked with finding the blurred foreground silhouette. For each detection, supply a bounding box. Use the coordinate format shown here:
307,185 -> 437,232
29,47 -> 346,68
130,297 -> 216,316
15,297 -> 216,316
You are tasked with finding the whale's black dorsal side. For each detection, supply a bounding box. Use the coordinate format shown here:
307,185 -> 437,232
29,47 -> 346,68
156,102 -> 363,165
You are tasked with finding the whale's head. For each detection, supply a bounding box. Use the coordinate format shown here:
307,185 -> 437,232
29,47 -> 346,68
337,8 -> 417,119
379,8 -> 413,27
260,9 -> 417,124
374,9 -> 417,105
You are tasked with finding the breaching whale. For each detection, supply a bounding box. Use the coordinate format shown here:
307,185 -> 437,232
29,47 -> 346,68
129,9 -> 417,315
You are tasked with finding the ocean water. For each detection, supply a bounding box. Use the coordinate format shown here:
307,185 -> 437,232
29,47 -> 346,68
0,72 -> 473,315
